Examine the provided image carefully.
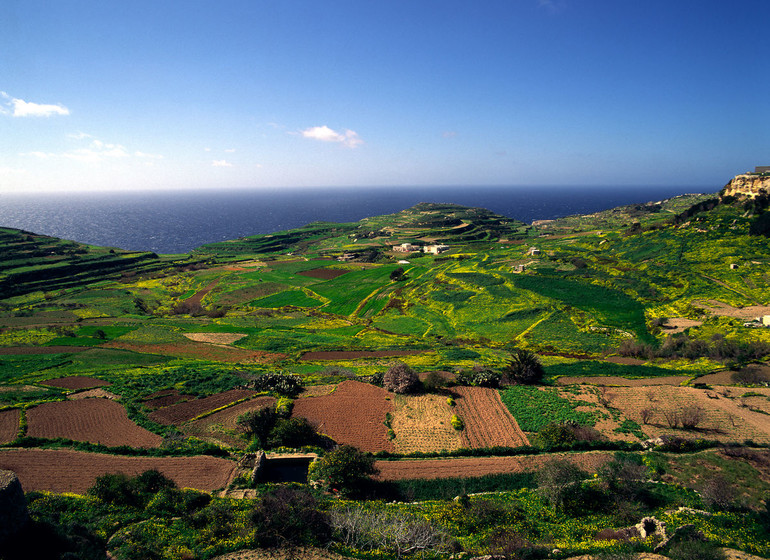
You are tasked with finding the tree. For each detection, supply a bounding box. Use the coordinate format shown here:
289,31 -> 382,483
383,362 -> 421,394
249,486 -> 331,548
536,459 -> 585,511
237,407 -> 277,448
390,267 -> 405,281
308,445 -> 379,497
504,349 -> 544,384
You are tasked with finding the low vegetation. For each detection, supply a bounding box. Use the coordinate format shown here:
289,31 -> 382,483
3,194 -> 770,558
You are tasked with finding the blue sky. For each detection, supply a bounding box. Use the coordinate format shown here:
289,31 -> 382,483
1,0 -> 767,193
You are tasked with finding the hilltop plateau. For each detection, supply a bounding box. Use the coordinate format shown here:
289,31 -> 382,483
2,184 -> 770,560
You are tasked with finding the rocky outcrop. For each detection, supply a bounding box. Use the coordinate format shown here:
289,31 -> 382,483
721,174 -> 770,199
0,469 -> 29,544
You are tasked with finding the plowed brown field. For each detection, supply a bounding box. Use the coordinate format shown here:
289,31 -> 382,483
391,393 -> 463,454
450,386 -> 530,448
142,389 -> 194,409
375,451 -> 612,480
41,376 -> 111,390
27,399 -> 162,448
556,376 -> 689,387
0,449 -> 235,493
148,389 -> 258,425
103,340 -> 286,363
297,268 -> 349,280
0,409 -> 20,444
292,380 -> 394,453
183,396 -> 276,448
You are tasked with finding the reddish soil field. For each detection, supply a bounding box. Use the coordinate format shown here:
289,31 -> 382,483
27,399 -> 163,448
292,380 -> 394,453
699,365 -> 770,385
104,340 -> 286,363
0,449 -> 235,493
297,268 -> 349,280
375,451 -> 613,480
148,389 -> 259,425
183,396 -> 276,448
556,376 -> 690,387
141,389 -> 194,410
184,279 -> 220,307
450,386 -> 530,448
41,376 -> 111,390
299,350 -> 426,361
0,409 -> 20,444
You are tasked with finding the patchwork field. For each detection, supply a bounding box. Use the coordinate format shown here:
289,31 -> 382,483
374,451 -> 613,480
182,396 -> 276,448
390,393 -> 463,454
148,389 -> 259,425
451,386 -> 530,448
0,448 -> 236,493
26,399 -> 163,447
292,380 -> 395,453
0,408 -> 20,444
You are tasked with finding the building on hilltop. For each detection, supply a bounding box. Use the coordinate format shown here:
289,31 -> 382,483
424,244 -> 450,254
755,166 -> 770,173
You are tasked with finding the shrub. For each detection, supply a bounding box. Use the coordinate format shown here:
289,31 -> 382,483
667,538 -> 725,560
308,445 -> 379,497
268,417 -> 334,449
536,458 -> 585,511
249,372 -> 303,396
383,362 -> 421,394
422,370 -> 445,392
504,349 -> 545,385
456,366 -> 502,388
237,407 -> 277,448
249,486 -> 331,547
451,414 -> 464,430
680,405 -> 705,430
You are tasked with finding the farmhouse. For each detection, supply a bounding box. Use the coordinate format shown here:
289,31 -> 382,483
424,244 -> 450,254
394,243 -> 420,252
527,247 -> 541,256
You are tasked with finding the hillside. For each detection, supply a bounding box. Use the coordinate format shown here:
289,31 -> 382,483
2,189 -> 770,559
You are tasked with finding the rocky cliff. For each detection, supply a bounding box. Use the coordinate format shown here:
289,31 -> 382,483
0,470 -> 29,544
721,173 -> 770,199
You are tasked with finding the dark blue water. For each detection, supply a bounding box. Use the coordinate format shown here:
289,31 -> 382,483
0,185 -> 709,254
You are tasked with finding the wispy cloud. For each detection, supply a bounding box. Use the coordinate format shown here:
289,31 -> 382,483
1,91 -> 70,117
537,0 -> 566,14
212,160 -> 233,167
22,135 -> 160,163
300,125 -> 363,148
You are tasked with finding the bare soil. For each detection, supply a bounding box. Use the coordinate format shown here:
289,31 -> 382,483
297,268 -> 349,280
695,300 -> 770,320
662,317 -> 703,333
183,396 -> 276,448
450,386 -> 530,448
0,346 -> 89,355
292,380 -> 394,453
104,340 -> 286,363
0,409 -> 20,444
699,364 -> 770,385
41,376 -> 111,390
375,451 -> 613,480
213,547 -> 347,560
68,388 -> 120,400
183,333 -> 247,344
391,393 -> 463,454
556,376 -> 690,387
299,350 -> 426,361
0,448 -> 235,493
148,389 -> 259,425
141,389 -> 194,409
26,399 -> 163,448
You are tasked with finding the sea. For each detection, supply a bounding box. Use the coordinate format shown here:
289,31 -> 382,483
0,185 -> 710,254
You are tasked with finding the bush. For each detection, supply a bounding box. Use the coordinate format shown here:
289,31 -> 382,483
87,470 -> 176,509
456,366 -> 502,388
308,445 -> 378,497
237,407 -> 277,448
268,417 -> 334,450
383,362 -> 421,394
249,372 -> 303,396
536,458 -> 585,511
667,538 -> 725,560
451,414 -> 464,430
504,349 -> 544,385
249,486 -> 331,548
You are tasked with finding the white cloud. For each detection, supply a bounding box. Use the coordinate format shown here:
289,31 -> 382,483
300,125 -> 363,148
1,92 -> 70,117
212,160 -> 233,167
22,135 -> 156,163
537,0 -> 565,14
224,148 -> 236,153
